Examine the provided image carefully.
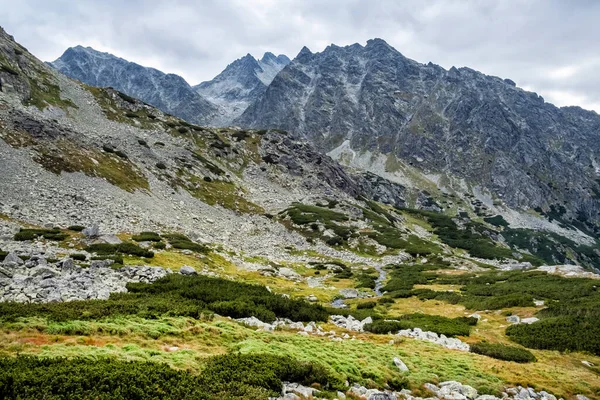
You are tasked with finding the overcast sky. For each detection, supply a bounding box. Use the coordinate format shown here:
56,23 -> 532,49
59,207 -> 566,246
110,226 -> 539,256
2,0 -> 600,111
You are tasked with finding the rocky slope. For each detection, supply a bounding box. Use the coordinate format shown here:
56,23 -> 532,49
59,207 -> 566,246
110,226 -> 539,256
237,39 -> 600,235
194,52 -> 289,123
48,45 -> 219,125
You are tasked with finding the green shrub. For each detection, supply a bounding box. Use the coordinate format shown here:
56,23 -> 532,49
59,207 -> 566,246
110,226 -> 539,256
506,316 -> 600,355
115,150 -> 128,159
156,162 -> 167,170
0,249 -> 7,262
117,91 -> 136,103
178,127 -> 188,134
387,376 -> 410,390
470,342 -> 536,363
14,228 -> 68,241
1,64 -> 19,75
85,242 -> 154,258
364,313 -> 474,337
0,354 -> 340,399
163,233 -> 207,253
153,241 -> 166,249
356,271 -> 377,289
378,297 -> 395,304
71,253 -> 87,261
484,215 -> 509,227
67,225 -> 86,232
125,112 -> 138,118
132,231 -> 162,242
357,301 -> 377,309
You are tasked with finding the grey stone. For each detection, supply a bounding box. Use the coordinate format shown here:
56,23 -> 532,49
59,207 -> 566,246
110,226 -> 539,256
82,225 -> 100,238
506,315 -> 521,324
3,252 -> 23,265
179,265 -> 197,275
393,357 -> 409,372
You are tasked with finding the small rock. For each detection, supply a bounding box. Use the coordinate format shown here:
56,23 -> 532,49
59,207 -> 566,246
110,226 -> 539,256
506,315 -> 520,324
393,357 -> 409,372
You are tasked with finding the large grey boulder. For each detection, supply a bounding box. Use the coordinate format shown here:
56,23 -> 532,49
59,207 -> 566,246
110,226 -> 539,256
179,265 -> 197,275
82,225 -> 100,238
3,252 -> 23,265
393,357 -> 409,372
339,288 -> 359,299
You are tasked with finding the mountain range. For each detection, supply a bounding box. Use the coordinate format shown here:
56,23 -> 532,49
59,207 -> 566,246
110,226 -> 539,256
49,46 -> 289,126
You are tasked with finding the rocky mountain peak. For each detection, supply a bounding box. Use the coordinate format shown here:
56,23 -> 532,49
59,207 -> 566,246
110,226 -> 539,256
193,50 -> 290,124
237,38 -> 600,233
48,45 -> 218,125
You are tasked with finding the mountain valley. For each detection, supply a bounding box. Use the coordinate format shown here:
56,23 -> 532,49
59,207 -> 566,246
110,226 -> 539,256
0,25 -> 599,400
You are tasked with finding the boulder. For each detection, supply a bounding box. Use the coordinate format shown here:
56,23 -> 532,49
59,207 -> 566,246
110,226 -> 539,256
521,317 -> 540,324
278,267 -> 300,279
393,357 -> 409,372
3,252 -> 23,265
506,315 -> 521,324
82,225 -> 100,238
179,265 -> 197,275
339,288 -> 359,299
99,234 -> 122,244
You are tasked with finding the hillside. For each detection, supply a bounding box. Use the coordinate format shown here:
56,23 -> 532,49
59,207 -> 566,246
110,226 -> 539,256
0,26 -> 599,400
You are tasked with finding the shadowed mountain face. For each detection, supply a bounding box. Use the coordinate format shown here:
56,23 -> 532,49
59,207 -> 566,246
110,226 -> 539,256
237,39 -> 600,229
48,46 -> 219,125
194,52 -> 290,124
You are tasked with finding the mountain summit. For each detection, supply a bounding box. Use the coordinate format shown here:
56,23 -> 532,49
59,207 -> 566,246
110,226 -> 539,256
48,46 -> 219,124
194,52 -> 289,123
237,39 -> 600,231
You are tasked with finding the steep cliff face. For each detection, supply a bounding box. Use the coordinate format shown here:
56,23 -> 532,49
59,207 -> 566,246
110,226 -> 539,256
237,39 -> 600,231
194,52 -> 289,124
48,46 -> 219,125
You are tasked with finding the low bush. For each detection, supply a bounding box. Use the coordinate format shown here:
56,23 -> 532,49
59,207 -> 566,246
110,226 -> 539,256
85,242 -> 154,258
131,231 -> 162,242
378,297 -> 395,304
153,241 -> 166,250
14,228 -> 68,241
0,353 -> 340,399
470,342 -> 536,363
0,249 -> 7,262
117,91 -> 136,103
355,270 -> 377,289
506,316 -> 600,355
163,233 -> 207,253
67,225 -> 85,232
0,274 -> 328,324
71,253 -> 87,261
357,301 -> 377,309
156,162 -> 167,170
364,313 -> 475,337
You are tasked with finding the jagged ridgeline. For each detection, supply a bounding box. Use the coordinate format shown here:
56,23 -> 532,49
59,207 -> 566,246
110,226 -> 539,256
1,25 -> 600,400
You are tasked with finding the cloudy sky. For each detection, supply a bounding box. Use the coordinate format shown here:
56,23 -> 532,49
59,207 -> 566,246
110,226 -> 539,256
2,0 -> 600,111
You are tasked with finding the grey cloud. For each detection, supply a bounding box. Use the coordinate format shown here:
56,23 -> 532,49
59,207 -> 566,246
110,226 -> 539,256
1,0 -> 600,110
